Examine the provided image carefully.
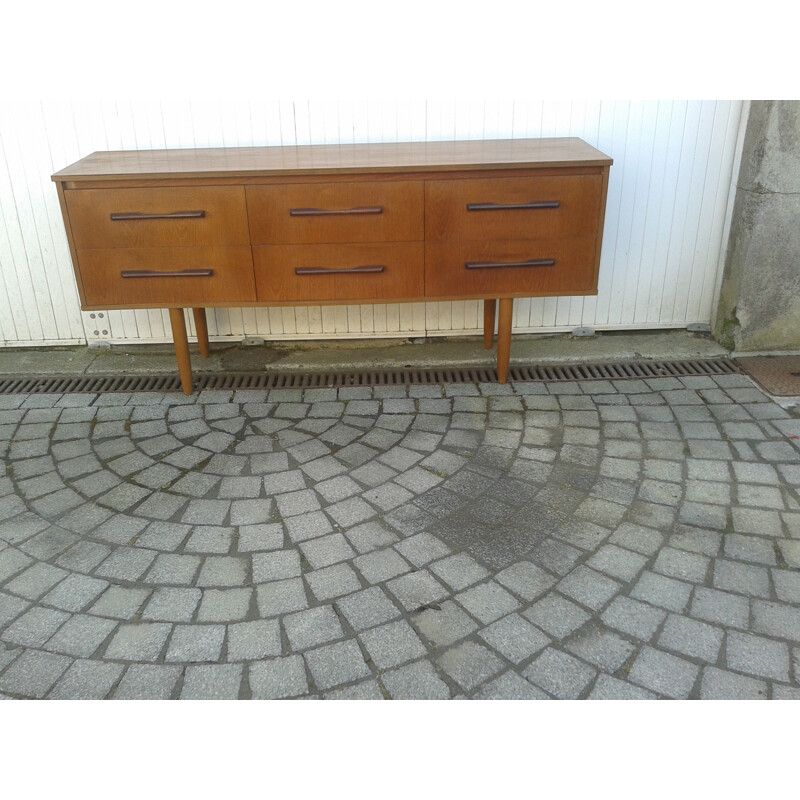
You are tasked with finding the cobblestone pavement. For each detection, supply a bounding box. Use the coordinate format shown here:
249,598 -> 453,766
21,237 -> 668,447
1,373 -> 799,699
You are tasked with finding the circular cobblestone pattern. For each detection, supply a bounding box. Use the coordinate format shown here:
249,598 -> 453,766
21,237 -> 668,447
1,373 -> 800,699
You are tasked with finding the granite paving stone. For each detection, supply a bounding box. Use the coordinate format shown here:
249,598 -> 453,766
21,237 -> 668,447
412,599 -> 480,648
5,562 -> 69,600
104,623 -> 172,661
522,648 -> 597,699
713,560 -> 770,598
237,522 -> 285,552
304,639 -> 371,691
95,547 -> 157,582
478,613 -> 550,663
197,588 -> 252,622
283,605 -> 344,651
455,580 -> 520,624
2,606 -> 70,648
256,579 -> 309,617
523,593 -> 592,639
726,631 -> 791,682
327,680 -> 384,699
165,624 -> 225,662
587,544 -> 648,582
141,588 -> 202,622
386,570 -> 449,611
145,554 -> 201,586
700,667 -> 768,699
768,685 -> 800,699
113,664 -> 182,699
628,646 -> 700,699
229,499 -> 273,525
184,527 -> 235,554
196,556 -> 248,587
181,664 -> 243,699
249,656 -> 309,699
564,623 -> 637,672
394,532 -> 451,567
2,372 -> 800,700
0,649 -> 73,698
353,548 -> 412,584
429,552 -> 491,591
436,640 -> 505,693
342,521 -> 398,553
284,511 -> 333,543
588,674 -> 657,700
227,619 -> 282,661
690,587 -> 750,629
359,619 -> 427,670
657,614 -> 724,663
556,566 -> 622,612
773,570 -> 800,604
0,593 -> 30,627
90,586 -> 151,620
630,571 -> 693,613
48,659 -> 124,699
474,671 -> 550,700
304,563 -> 362,601
44,615 -> 117,657
600,595 -> 667,641
335,586 -> 401,632
380,659 -> 452,699
252,550 -> 301,583
652,547 -> 711,583
299,534 -> 356,569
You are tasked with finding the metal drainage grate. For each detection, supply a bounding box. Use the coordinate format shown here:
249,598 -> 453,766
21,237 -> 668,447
0,358 -> 741,394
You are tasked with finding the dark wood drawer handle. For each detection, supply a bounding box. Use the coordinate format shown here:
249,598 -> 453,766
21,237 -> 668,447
466,201 -> 560,211
465,259 -> 555,270
121,269 -> 214,278
295,265 -> 385,276
289,207 -> 383,217
110,211 -> 206,221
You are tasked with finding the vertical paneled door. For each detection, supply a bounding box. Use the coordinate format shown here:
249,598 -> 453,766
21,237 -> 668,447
0,100 -> 745,347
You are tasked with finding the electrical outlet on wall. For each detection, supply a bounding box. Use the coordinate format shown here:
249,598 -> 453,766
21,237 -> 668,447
82,310 -> 112,341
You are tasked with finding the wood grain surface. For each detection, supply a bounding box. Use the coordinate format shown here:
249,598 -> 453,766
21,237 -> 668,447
247,181 -> 423,244
53,138 -> 612,181
65,186 -> 249,248
425,237 -> 598,297
254,243 -> 424,303
77,246 -> 256,307
425,173 -> 604,241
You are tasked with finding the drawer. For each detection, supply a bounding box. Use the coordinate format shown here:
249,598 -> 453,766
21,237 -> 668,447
247,181 -> 423,244
425,237 -> 599,298
65,187 -> 249,249
425,173 -> 603,241
253,243 -> 424,303
77,246 -> 256,307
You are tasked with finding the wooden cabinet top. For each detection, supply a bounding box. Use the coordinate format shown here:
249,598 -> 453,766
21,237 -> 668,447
52,137 -> 612,182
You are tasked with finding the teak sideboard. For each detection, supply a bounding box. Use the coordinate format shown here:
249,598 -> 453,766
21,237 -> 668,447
52,138 -> 613,395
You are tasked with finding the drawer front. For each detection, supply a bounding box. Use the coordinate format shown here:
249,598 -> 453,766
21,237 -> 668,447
425,237 -> 598,298
254,243 -> 424,303
77,246 -> 256,307
66,187 -> 250,249
247,182 -> 423,244
425,173 -> 603,241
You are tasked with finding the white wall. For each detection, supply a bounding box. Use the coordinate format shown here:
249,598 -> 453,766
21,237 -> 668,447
0,100 -> 746,347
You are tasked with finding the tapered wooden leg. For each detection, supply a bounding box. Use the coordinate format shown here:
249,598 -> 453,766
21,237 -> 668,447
483,299 -> 497,349
169,308 -> 194,396
496,298 -> 513,384
192,308 -> 209,359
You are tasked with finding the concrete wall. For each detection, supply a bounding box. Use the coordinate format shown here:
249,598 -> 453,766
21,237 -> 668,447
715,101 -> 800,352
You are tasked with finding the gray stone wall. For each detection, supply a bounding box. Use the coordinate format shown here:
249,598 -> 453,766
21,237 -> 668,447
714,101 -> 800,352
